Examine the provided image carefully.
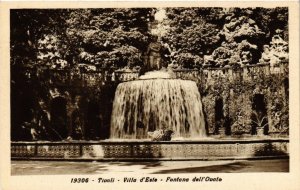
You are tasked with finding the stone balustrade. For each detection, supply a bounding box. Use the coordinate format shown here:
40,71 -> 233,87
11,138 -> 289,161
22,61 -> 288,87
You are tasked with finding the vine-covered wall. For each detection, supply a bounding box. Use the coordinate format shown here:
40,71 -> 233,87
199,63 -> 288,136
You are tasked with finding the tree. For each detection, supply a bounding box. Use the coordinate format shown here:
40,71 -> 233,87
250,7 -> 288,42
203,7 -> 288,67
10,9 -> 70,68
65,8 -> 154,69
162,8 -> 223,68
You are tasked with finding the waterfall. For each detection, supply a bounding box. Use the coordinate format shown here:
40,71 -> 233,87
110,78 -> 206,139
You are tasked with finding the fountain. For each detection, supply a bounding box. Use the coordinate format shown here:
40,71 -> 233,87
110,71 -> 206,139
110,8 -> 206,140
11,50 -> 289,162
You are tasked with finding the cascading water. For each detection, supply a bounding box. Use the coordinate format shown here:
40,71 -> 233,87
110,9 -> 206,140
110,73 -> 206,139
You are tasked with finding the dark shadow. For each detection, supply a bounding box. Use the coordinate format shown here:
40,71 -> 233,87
254,142 -> 289,157
224,116 -> 232,135
86,100 -> 101,140
70,107 -> 85,140
98,82 -> 118,139
11,93 -> 35,141
50,97 -> 68,140
283,77 -> 288,100
202,108 -> 210,136
214,98 -> 223,134
10,64 -> 37,141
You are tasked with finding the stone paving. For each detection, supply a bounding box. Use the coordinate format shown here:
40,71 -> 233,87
11,159 -> 289,175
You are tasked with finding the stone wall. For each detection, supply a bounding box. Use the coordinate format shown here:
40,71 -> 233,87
12,62 -> 288,141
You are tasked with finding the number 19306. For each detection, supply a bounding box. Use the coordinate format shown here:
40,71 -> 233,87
71,178 -> 89,183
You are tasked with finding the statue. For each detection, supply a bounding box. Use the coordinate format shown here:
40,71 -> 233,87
260,45 -> 271,63
140,36 -> 171,75
145,36 -> 163,71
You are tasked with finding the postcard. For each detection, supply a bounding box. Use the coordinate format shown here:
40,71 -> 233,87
0,1 -> 299,190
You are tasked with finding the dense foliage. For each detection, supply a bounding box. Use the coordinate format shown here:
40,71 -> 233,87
11,8 -> 154,71
11,7 -> 288,70
162,8 -> 222,68
162,7 -> 288,68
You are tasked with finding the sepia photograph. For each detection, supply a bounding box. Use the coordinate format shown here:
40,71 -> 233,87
1,1 -> 300,190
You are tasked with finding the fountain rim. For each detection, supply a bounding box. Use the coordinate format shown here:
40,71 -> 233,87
11,138 -> 289,145
119,77 -> 198,84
